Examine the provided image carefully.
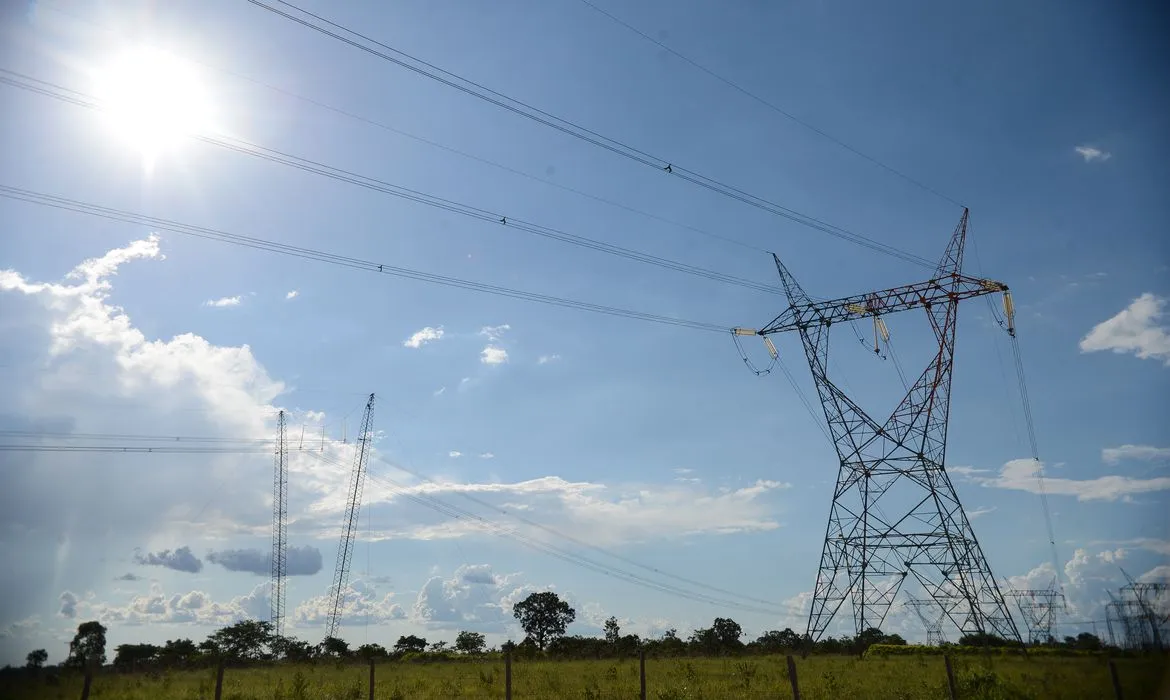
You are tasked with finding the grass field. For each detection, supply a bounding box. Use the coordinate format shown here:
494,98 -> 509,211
3,654 -> 1167,700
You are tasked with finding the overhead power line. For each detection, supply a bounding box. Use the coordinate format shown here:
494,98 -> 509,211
576,0 -> 964,208
37,1 -> 769,256
0,185 -> 731,333
242,0 -> 937,269
0,69 -> 781,297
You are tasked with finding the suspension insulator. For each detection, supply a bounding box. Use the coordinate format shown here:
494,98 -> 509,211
876,317 -> 890,343
733,327 -> 758,336
763,337 -> 779,360
1003,291 -> 1016,333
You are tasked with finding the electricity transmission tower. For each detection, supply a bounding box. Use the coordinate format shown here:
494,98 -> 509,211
906,598 -> 947,645
270,410 -> 288,637
739,210 -> 1022,643
325,393 -> 375,640
1114,569 -> 1168,651
1006,589 -> 1063,644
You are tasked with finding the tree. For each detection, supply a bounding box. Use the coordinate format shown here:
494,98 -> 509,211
25,649 -> 47,670
711,618 -> 743,649
206,620 -> 274,661
754,629 -> 800,654
159,639 -> 199,667
114,643 -> 161,669
355,643 -> 389,660
604,616 -> 621,645
512,591 -> 575,651
66,621 -> 107,668
271,636 -> 314,662
319,636 -> 350,658
455,631 -> 486,655
394,635 -> 427,655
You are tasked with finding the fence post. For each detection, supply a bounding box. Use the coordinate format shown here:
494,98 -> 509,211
944,655 -> 957,700
78,662 -> 94,700
1108,659 -> 1123,700
786,655 -> 801,700
213,659 -> 224,700
368,658 -> 376,700
639,650 -> 647,700
505,652 -> 512,700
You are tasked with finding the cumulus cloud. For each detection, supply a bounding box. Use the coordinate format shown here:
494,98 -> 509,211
537,354 -> 560,365
1074,145 -> 1111,162
480,346 -> 508,365
293,581 -> 405,628
978,458 -> 1170,502
403,326 -> 444,348
1102,444 -> 1170,465
479,324 -> 510,341
0,616 -> 39,640
448,451 -> 462,458
480,452 -> 494,460
134,546 -> 203,573
411,564 -> 529,631
203,296 -> 241,308
58,591 -> 78,619
206,545 -> 322,576
285,290 -> 299,300
65,583 -> 270,627
1079,293 -> 1170,365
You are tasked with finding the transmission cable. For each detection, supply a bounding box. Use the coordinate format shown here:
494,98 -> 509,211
365,452 -> 783,609
37,1 -> 769,256
0,70 -> 782,297
242,0 -> 937,269
0,185 -> 731,333
576,0 -> 964,208
309,450 -> 796,615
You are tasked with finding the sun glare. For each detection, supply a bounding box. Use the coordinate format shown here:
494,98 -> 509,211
93,47 -> 213,162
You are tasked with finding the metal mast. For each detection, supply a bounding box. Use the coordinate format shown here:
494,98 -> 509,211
324,393 -> 375,640
906,598 -> 947,645
741,211 -> 1022,643
270,410 -> 288,637
1006,589 -> 1063,644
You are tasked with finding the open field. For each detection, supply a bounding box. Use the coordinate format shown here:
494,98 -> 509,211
3,654 -> 1167,700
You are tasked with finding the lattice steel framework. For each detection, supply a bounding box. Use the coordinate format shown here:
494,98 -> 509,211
752,210 -> 1022,643
906,598 -> 948,645
325,393 -> 375,640
270,410 -> 289,637
1006,589 -> 1063,644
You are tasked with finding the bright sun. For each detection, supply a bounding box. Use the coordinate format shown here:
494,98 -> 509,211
93,47 -> 213,162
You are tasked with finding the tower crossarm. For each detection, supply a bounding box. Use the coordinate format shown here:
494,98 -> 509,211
759,274 -> 1008,336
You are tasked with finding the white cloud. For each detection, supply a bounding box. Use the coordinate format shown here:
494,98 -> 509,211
403,326 -> 444,349
0,616 -> 39,640
285,290 -> 299,300
537,354 -> 560,365
947,466 -> 989,477
433,387 -> 446,396
1074,145 -> 1112,162
966,505 -> 997,519
1102,444 -> 1170,465
1079,293 -> 1170,365
448,451 -> 462,458
58,591 -> 78,619
480,452 -> 494,460
206,545 -> 322,576
979,458 -> 1170,501
66,582 -> 271,627
293,580 -> 405,628
203,295 -> 241,308
479,324 -> 510,341
411,564 -> 528,632
480,346 -> 508,365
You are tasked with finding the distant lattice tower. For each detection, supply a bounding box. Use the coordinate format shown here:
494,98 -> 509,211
324,393 -> 375,641
739,211 -> 1023,643
906,598 -> 947,646
270,410 -> 289,637
1006,588 -> 1063,644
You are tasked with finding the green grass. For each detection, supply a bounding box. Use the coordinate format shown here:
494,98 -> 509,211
3,654 -> 1166,699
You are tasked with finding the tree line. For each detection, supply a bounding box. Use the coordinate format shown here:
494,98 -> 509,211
8,590 -> 1112,672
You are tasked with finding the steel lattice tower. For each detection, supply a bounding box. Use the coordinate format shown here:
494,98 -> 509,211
906,598 -> 948,645
270,410 -> 288,637
747,211 -> 1022,643
324,393 -> 375,640
1006,589 -> 1063,644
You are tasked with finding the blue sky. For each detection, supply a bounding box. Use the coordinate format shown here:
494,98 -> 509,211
1,0 -> 1167,663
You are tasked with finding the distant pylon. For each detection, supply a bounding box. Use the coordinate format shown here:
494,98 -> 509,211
1006,588 -> 1063,644
906,598 -> 947,645
325,393 -> 375,640
741,211 -> 1022,643
270,410 -> 289,637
